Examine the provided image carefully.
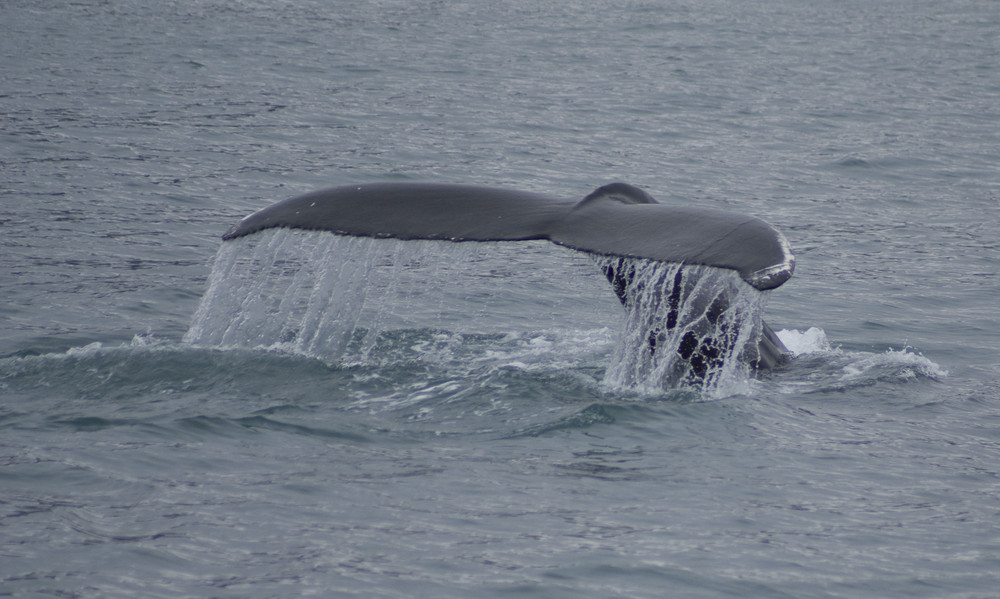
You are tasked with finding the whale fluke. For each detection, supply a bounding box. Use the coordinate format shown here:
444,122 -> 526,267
221,182 -> 795,377
223,182 -> 794,291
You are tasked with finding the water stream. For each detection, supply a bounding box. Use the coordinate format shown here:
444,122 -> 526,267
185,229 -> 770,395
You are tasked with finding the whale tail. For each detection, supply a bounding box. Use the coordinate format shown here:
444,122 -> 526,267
220,182 -> 794,380
224,182 -> 794,291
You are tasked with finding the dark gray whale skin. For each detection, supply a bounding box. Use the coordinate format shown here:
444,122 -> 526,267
224,182 -> 794,291
224,182 -> 795,368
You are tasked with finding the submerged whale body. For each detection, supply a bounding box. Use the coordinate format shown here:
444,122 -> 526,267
222,182 -> 795,381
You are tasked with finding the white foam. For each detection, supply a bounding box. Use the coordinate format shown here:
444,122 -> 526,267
841,347 -> 948,381
771,327 -> 948,393
64,342 -> 105,357
775,327 -> 832,356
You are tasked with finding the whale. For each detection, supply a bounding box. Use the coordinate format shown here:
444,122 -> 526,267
223,182 -> 795,373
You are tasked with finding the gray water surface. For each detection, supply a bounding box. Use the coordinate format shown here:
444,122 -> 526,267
2,1 -> 999,597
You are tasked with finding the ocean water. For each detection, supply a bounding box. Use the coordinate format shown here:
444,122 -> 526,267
2,0 -> 999,597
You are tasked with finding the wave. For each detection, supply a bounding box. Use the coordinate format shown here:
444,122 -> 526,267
0,324 -> 949,445
773,327 -> 947,393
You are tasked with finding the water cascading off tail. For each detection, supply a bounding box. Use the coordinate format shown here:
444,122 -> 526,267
185,229 -> 769,394
183,230 -> 384,358
183,230 -> 619,360
596,257 -> 767,394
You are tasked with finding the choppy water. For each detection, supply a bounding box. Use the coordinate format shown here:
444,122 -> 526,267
2,1 -> 999,597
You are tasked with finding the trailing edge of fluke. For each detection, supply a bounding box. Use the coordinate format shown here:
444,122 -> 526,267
223,182 -> 795,291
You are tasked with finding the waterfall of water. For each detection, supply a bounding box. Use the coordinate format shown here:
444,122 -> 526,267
596,256 -> 767,395
183,230 -> 384,357
184,230 -> 617,356
185,229 -> 767,395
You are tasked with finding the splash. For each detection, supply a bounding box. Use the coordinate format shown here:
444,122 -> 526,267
596,257 -> 768,396
775,326 -> 831,356
185,229 -> 770,395
184,229 -> 383,357
184,230 -> 617,356
772,327 -> 948,392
